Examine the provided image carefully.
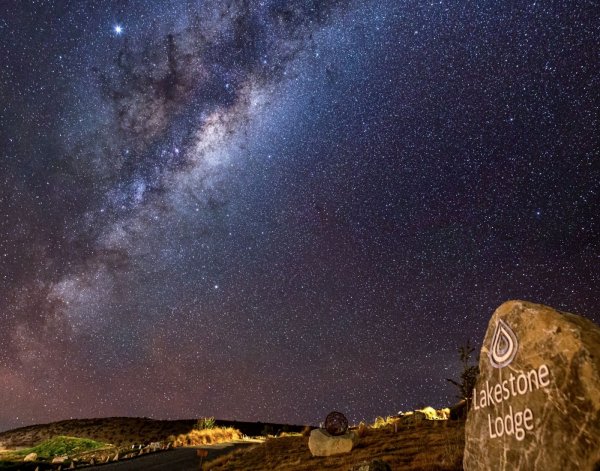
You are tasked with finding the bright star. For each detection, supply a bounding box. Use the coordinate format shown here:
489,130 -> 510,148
114,25 -> 123,35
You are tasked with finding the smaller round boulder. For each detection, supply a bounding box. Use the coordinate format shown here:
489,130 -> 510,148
325,411 -> 349,436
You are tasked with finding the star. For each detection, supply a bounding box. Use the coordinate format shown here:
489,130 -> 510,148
113,25 -> 123,35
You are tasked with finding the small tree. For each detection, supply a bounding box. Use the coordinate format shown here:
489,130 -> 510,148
446,339 -> 480,407
194,417 -> 215,430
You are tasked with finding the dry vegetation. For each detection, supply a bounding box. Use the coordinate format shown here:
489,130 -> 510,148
169,427 -> 243,446
203,419 -> 464,471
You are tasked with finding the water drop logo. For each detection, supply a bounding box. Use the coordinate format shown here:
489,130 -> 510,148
489,319 -> 518,368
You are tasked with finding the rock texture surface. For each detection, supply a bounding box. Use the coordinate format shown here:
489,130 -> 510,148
464,300 -> 600,471
23,452 -> 37,461
308,428 -> 358,456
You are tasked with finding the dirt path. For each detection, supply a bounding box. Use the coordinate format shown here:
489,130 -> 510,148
86,442 -> 257,471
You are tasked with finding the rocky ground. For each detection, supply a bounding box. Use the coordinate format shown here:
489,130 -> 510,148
203,419 -> 464,470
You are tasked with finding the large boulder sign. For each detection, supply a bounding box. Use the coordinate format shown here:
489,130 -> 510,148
464,300 -> 600,470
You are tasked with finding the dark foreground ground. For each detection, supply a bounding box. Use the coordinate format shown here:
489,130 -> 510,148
1,418 -> 465,470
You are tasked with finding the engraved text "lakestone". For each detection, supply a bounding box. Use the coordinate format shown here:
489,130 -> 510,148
473,364 -> 550,410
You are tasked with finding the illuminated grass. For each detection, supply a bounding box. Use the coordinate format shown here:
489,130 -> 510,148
17,435 -> 106,459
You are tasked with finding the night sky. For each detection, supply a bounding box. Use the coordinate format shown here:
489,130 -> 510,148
0,1 -> 599,432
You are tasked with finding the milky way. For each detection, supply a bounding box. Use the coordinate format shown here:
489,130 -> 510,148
0,1 -> 599,431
